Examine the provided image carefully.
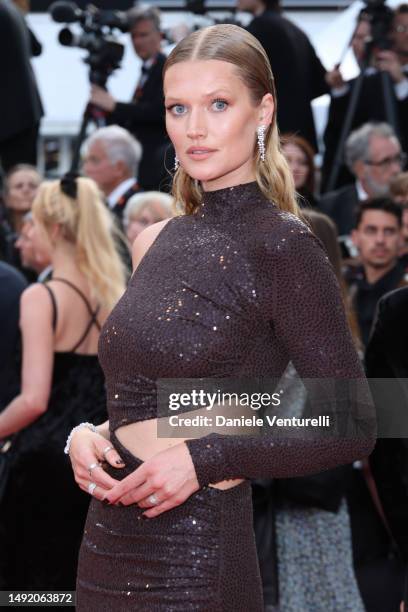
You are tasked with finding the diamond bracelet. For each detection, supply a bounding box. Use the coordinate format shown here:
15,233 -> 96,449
64,422 -> 97,455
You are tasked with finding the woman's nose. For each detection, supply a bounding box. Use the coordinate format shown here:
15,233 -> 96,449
186,109 -> 207,139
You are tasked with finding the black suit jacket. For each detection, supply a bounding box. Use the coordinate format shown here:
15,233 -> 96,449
109,181 -> 140,225
0,262 -> 27,409
366,287 -> 408,607
320,183 -> 360,236
247,9 -> 328,151
322,72 -> 408,192
109,53 -> 168,190
0,1 -> 43,142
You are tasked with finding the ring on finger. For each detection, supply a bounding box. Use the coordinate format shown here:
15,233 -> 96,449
147,494 -> 160,506
88,482 -> 97,496
88,461 -> 101,477
102,445 -> 114,460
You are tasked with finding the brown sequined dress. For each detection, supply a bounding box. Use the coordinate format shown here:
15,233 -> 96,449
76,182 -> 375,611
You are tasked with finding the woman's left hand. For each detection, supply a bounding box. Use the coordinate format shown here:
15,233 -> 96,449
104,442 -> 200,517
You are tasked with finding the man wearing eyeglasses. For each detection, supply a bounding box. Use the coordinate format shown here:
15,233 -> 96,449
321,122 -> 405,236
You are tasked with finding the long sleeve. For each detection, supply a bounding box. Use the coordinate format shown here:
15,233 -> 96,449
185,217 -> 376,487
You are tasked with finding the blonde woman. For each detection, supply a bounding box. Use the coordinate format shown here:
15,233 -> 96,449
123,191 -> 174,245
67,25 -> 375,610
0,176 -> 126,590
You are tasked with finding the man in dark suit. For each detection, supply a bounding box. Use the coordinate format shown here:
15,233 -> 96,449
321,122 -> 404,236
83,125 -> 142,227
237,0 -> 329,151
0,0 -> 43,173
365,286 -> 408,612
89,7 -> 168,191
348,198 -> 407,347
0,262 -> 26,410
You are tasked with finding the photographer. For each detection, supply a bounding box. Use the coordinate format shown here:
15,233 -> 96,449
89,7 -> 168,191
322,3 -> 408,193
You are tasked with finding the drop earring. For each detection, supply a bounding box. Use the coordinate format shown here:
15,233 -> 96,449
174,155 -> 180,171
257,125 -> 266,162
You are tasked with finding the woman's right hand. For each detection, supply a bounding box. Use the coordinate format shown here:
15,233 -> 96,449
68,428 -> 126,501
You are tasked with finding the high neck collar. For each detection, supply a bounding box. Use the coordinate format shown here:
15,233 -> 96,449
199,181 -> 269,219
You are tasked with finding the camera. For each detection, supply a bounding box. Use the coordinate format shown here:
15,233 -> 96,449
49,1 -> 128,87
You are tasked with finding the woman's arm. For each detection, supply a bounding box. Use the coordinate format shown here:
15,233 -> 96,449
185,219 -> 376,487
106,217 -> 376,516
0,284 -> 54,438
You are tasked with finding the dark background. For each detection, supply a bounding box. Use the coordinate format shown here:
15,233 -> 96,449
30,0 -> 353,13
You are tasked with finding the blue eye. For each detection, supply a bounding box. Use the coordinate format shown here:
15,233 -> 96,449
167,104 -> 186,116
212,99 -> 228,112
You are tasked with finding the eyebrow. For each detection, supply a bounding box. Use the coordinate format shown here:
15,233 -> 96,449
165,89 -> 231,103
364,224 -> 398,230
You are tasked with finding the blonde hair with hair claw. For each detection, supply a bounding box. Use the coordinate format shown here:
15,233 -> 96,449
32,178 -> 126,310
164,24 -> 299,217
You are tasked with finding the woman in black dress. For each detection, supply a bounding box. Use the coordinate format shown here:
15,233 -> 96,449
67,25 -> 376,611
0,177 -> 126,589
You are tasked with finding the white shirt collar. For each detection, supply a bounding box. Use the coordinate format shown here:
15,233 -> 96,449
142,56 -> 156,71
356,180 -> 369,201
107,178 -> 137,209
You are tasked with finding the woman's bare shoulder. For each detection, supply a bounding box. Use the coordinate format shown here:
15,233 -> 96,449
131,218 -> 173,270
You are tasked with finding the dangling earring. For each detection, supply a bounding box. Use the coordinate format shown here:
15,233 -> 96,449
257,125 -> 266,162
174,155 -> 180,171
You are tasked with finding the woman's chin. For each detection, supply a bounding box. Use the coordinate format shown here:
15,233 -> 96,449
181,162 -> 222,184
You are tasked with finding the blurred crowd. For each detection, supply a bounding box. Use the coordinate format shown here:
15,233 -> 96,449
1,0 -> 408,610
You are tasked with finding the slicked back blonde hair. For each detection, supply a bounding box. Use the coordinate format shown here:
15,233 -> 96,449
163,24 -> 299,217
32,177 -> 126,310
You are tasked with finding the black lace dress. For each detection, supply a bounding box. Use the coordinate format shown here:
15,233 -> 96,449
0,279 -> 107,590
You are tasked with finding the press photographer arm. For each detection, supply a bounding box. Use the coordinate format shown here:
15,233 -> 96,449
90,84 -> 165,125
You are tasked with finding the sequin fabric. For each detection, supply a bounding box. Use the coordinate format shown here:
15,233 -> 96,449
99,181 -> 375,485
78,182 -> 375,611
77,432 -> 263,611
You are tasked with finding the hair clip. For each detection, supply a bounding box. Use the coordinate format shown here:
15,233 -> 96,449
60,172 -> 79,199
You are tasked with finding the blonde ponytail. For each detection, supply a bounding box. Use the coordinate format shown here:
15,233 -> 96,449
32,178 -> 126,310
75,179 -> 126,310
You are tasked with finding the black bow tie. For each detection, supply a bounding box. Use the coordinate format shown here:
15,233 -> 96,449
141,64 -> 150,75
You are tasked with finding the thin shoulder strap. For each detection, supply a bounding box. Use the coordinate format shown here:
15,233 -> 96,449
51,277 -> 96,316
50,277 -> 102,352
42,283 -> 57,332
69,312 -> 101,353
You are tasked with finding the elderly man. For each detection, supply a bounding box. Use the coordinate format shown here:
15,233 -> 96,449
83,125 -> 142,226
321,123 -> 405,236
89,7 -> 168,191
